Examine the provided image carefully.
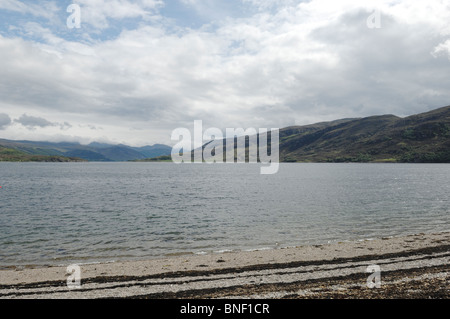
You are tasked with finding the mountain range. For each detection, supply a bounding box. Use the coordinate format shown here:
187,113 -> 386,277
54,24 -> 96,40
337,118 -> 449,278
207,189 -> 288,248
1,104 -> 449,163
0,139 -> 172,162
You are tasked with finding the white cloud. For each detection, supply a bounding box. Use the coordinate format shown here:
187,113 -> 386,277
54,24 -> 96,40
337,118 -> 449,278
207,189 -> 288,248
72,0 -> 164,29
0,0 -> 59,20
1,0 -> 450,145
433,39 -> 450,59
242,0 -> 298,11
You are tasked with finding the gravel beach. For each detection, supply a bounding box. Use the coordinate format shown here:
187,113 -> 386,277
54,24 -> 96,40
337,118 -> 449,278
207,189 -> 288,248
1,231 -> 449,299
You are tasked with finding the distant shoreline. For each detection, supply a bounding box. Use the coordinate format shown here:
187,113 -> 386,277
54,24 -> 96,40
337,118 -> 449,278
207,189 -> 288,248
4,159 -> 450,163
1,231 -> 448,299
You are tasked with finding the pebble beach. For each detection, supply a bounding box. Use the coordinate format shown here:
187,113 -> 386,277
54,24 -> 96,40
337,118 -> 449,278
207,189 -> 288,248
1,231 -> 449,299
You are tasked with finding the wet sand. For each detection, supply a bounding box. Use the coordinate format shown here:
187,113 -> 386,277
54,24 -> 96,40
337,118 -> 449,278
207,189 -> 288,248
0,231 -> 449,299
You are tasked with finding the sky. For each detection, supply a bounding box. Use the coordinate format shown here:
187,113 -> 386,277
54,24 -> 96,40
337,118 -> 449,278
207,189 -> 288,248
0,0 -> 450,146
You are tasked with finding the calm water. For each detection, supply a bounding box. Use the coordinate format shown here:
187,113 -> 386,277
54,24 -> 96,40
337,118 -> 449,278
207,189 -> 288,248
0,162 -> 449,267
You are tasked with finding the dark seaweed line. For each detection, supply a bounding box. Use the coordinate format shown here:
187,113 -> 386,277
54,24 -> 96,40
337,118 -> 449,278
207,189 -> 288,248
1,250 -> 449,298
2,243 -> 449,291
120,264 -> 450,299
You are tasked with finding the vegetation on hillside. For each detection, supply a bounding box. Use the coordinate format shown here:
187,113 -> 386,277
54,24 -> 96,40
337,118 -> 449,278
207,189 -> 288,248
0,146 -> 85,162
194,105 -> 450,164
2,105 -> 449,163
132,155 -> 172,162
277,105 -> 450,163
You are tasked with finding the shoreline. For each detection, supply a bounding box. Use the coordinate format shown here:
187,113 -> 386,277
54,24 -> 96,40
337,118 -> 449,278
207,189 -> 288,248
2,230 -> 448,271
1,231 -> 449,299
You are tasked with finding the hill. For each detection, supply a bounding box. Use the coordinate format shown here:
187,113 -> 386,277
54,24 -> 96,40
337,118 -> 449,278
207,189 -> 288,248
0,140 -> 172,162
0,146 -> 85,162
278,105 -> 450,163
197,105 -> 450,163
2,105 -> 449,163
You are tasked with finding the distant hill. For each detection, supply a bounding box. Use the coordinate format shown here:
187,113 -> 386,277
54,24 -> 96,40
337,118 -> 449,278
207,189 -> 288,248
134,144 -> 175,159
0,139 -> 172,162
198,105 -> 450,163
0,146 -> 85,162
132,155 -> 172,162
2,105 -> 449,163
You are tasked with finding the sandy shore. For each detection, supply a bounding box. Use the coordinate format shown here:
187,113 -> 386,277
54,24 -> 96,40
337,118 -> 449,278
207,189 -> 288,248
1,231 -> 449,299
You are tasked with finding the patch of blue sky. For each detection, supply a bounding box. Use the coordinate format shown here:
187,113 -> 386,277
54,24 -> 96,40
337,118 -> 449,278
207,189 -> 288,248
0,0 -> 297,44
159,0 -> 257,29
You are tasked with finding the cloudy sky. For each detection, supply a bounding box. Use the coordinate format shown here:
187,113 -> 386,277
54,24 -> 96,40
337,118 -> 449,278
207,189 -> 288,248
0,0 -> 450,146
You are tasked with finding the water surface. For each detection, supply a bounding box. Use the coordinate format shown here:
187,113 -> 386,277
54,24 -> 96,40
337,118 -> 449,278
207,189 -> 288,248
0,162 -> 449,267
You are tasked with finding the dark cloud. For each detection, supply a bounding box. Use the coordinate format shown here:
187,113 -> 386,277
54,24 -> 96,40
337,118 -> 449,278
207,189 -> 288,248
60,122 -> 72,130
0,113 -> 11,130
287,8 -> 450,119
15,114 -> 56,128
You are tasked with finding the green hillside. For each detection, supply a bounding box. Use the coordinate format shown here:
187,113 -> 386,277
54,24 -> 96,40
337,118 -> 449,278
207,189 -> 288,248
279,105 -> 450,163
0,146 -> 85,162
0,139 -> 171,162
196,104 -> 450,163
132,155 -> 172,162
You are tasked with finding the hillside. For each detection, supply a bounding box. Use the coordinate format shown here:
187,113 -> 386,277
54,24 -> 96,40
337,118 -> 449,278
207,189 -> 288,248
278,105 -> 450,163
0,146 -> 85,162
2,105 -> 449,163
0,140 -> 172,162
197,105 -> 450,163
